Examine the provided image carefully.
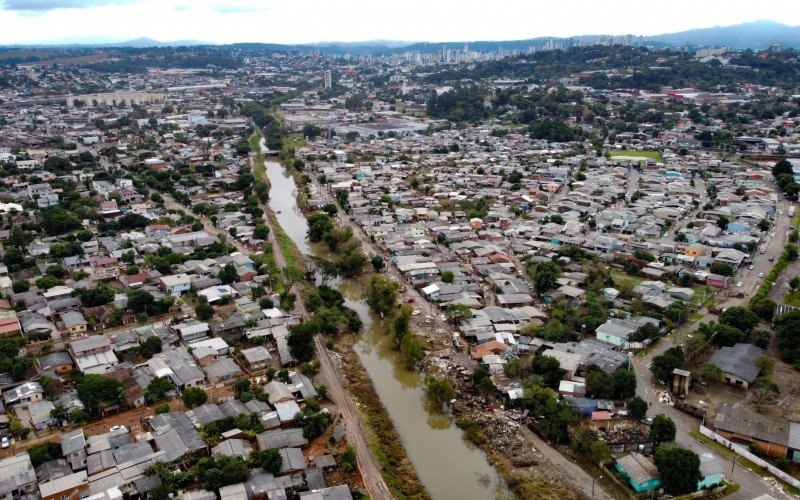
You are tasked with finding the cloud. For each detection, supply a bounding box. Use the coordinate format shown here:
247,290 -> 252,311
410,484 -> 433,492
0,0 -> 137,11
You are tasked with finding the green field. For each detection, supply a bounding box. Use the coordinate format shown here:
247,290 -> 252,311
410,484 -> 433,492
610,270 -> 645,289
609,149 -> 664,163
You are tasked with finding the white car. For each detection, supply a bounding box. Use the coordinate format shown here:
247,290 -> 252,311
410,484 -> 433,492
736,282 -> 743,287
758,272 -> 764,278
109,425 -> 127,432
1,437 -> 9,449
748,264 -> 754,270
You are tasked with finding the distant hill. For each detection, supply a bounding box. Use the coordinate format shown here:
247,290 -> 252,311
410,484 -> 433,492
4,21 -> 798,52
644,20 -> 800,50
105,37 -> 208,48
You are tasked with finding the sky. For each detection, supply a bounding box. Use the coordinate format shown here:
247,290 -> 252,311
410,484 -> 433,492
0,0 -> 799,45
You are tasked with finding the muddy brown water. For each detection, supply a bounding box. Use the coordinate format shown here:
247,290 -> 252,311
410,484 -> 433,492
265,158 -> 506,499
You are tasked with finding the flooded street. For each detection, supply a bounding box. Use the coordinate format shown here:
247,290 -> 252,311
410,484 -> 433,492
264,158 -> 505,500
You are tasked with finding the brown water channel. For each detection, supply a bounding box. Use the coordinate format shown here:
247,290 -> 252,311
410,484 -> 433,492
265,159 -> 506,499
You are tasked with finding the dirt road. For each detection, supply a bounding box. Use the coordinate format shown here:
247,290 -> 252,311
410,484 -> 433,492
252,153 -> 392,499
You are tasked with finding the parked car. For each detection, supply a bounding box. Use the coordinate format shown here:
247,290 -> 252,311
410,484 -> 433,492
758,272 -> 764,278
1,437 -> 9,449
109,425 -> 126,432
708,306 -> 724,315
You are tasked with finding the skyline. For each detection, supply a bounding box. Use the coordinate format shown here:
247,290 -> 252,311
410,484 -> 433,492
0,0 -> 799,46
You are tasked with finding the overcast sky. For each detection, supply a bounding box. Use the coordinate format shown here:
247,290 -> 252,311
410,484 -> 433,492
1,0 -> 798,45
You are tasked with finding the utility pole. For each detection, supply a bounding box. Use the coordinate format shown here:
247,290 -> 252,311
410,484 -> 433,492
592,474 -> 603,498
730,454 -> 739,479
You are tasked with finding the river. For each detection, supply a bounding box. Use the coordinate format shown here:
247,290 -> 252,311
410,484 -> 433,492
263,156 -> 505,500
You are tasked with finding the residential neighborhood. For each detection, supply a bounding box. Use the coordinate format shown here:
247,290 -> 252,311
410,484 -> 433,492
0,20 -> 799,500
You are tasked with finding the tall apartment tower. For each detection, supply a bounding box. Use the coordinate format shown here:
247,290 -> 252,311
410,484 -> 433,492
323,70 -> 332,89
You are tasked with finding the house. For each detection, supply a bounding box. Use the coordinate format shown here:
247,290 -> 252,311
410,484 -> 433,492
205,357 -> 242,384
69,335 -> 118,374
708,343 -> 765,389
0,453 -> 37,500
61,311 -> 88,334
595,317 -> 659,349
211,439 -> 253,460
159,273 -> 191,296
615,452 -> 661,493
2,382 -> 43,407
0,311 -> 21,338
39,351 -> 74,374
171,320 -> 210,344
714,404 -> 800,459
209,316 -> 246,342
299,485 -> 353,500
61,429 -> 87,472
39,470 -> 89,500
240,346 -> 271,371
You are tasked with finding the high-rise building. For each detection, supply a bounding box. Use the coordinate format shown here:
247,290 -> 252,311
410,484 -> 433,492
323,70 -> 332,89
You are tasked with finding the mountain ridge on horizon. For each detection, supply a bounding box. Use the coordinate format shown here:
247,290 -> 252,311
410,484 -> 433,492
2,20 -> 798,51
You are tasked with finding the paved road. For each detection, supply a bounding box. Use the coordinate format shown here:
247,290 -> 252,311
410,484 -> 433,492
520,426 -> 611,500
630,197 -> 795,500
252,152 -> 392,500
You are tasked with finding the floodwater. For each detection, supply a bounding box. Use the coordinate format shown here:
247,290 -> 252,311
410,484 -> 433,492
263,155 -> 505,500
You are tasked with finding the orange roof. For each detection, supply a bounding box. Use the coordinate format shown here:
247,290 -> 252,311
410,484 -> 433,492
470,341 -> 508,359
591,411 -> 612,421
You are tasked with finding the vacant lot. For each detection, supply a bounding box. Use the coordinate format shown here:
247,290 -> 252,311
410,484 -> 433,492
609,149 -> 665,163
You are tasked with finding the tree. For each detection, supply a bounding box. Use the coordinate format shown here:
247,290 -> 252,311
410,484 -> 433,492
145,377 -> 173,404
787,244 -> 799,262
365,274 -> 399,317
302,411 -> 331,441
128,290 -> 155,314
612,367 -> 637,399
252,448 -> 282,474
700,362 -> 724,382
531,261 -> 559,293
719,306 -> 760,332
287,320 -> 318,363
444,303 -> 472,325
585,370 -> 614,399
654,446 -> 702,496
338,447 -> 357,472
665,300 -> 687,323
776,310 -> 800,364
756,355 -> 774,376
441,270 -> 454,283
202,456 -> 250,492
11,280 -> 29,293
370,254 -> 385,272
650,347 -> 684,382
28,442 -> 62,467
627,396 -> 648,421
77,374 -> 124,413
773,158 -> 793,177
307,212 -> 334,242
76,285 -> 115,307
710,262 -> 734,276
751,298 -> 777,321
572,428 -> 612,465
195,303 -> 215,321
713,324 -> 748,347
41,207 -> 81,236
218,263 -> 238,284
649,414 -> 676,447
424,377 -> 454,413
750,378 -> 779,411
181,387 -> 208,408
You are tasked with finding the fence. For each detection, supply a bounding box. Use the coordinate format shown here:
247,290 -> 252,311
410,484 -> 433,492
699,425 -> 800,490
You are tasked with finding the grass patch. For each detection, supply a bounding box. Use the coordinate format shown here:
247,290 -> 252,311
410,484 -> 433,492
610,270 -> 645,289
609,149 -> 664,162
249,131 -> 269,189
267,209 -> 305,275
785,290 -> 800,307
724,482 -> 741,495
689,312 -> 705,322
333,335 -> 429,500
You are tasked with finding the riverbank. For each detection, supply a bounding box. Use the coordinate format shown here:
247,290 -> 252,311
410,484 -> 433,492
333,333 -> 431,500
260,152 -> 429,498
